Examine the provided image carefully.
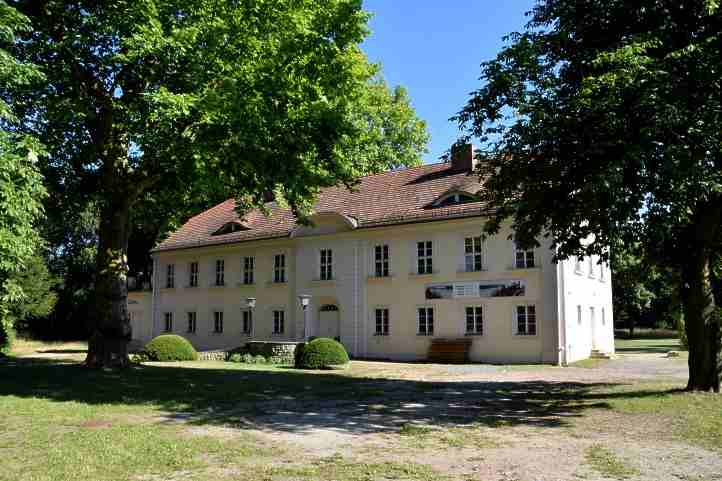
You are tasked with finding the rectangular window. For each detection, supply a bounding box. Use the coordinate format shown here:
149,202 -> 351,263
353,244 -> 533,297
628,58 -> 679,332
166,264 -> 175,288
465,306 -> 483,335
320,249 -> 333,280
213,311 -> 224,333
515,245 -> 535,269
242,310 -> 252,334
417,307 -> 434,335
215,259 -> 225,286
374,244 -> 390,277
599,263 -> 606,282
274,254 -> 286,283
417,241 -> 433,275
588,257 -> 595,277
375,308 -> 389,335
590,306 -> 595,325
464,237 -> 483,272
602,308 -> 606,325
273,310 -> 285,334
243,256 -> 255,285
187,311 -> 197,333
189,261 -> 199,287
164,312 -> 173,332
516,305 -> 537,336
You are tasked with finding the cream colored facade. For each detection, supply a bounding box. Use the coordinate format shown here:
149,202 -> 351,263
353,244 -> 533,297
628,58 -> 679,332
130,216 -> 614,364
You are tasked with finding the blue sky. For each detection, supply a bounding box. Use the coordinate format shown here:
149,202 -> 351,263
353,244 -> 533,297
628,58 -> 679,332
362,0 -> 536,164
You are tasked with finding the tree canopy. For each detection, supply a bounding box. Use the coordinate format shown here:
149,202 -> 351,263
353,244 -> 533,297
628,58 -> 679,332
0,2 -> 49,353
7,0 -> 429,366
456,0 -> 721,390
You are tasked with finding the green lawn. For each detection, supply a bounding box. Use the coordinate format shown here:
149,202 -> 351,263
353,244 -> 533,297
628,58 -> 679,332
1,341 -> 720,481
614,337 -> 683,354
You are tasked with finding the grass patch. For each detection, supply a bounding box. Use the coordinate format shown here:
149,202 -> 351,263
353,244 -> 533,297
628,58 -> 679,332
264,455 -> 446,481
569,358 -> 609,369
604,384 -> 722,452
398,422 -> 500,449
614,337 -> 683,354
584,444 -> 639,479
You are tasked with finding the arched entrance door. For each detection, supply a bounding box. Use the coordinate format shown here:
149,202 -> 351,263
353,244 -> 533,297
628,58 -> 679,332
318,304 -> 340,340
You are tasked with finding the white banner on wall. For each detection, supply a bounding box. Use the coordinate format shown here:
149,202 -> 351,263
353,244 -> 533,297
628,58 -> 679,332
425,279 -> 526,299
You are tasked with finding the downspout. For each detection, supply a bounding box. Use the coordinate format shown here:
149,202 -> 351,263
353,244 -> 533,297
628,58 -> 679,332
151,254 -> 159,339
353,242 -> 359,357
557,259 -> 568,366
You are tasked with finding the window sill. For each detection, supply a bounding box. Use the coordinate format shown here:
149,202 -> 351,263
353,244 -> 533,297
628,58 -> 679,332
236,282 -> 256,288
183,285 -> 199,289
186,331 -> 196,335
271,333 -> 285,337
160,287 -> 176,291
409,272 -> 436,280
416,333 -> 434,337
514,333 -> 538,338
266,281 -> 288,287
367,275 -> 394,282
465,333 -> 483,336
457,268 -> 486,274
209,284 -> 226,289
373,333 -> 390,337
310,279 -> 335,287
211,331 -> 224,336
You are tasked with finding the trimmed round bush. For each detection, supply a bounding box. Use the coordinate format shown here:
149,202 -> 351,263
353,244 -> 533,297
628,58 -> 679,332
144,335 -> 198,361
297,337 -> 349,369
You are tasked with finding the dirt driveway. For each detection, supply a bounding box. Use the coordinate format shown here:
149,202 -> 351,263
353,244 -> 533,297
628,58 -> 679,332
222,351 -> 719,481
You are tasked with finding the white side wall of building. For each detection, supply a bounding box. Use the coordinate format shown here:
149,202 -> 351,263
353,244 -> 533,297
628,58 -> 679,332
560,255 -> 615,363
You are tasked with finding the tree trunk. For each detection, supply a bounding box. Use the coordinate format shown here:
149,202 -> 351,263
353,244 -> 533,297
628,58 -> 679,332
85,186 -> 133,368
680,205 -> 721,392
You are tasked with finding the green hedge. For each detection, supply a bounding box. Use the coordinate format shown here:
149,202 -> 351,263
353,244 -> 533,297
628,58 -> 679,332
144,335 -> 198,361
296,337 -> 349,369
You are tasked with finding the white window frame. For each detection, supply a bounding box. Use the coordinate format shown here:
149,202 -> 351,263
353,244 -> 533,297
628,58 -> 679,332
189,261 -> 199,287
274,254 -> 286,283
166,264 -> 175,288
320,248 -> 333,281
273,309 -> 285,334
590,306 -> 595,325
465,305 -> 484,335
213,310 -> 224,333
187,311 -> 197,334
577,305 -> 583,325
242,309 -> 253,335
416,241 -> 433,275
373,243 -> 390,277
464,236 -> 483,272
215,259 -> 225,286
243,256 -> 255,285
417,306 -> 434,336
374,307 -> 390,336
514,305 -> 537,336
514,243 -> 535,269
163,312 -> 173,332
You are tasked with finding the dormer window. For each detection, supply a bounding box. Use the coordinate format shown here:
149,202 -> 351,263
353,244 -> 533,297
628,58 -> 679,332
212,221 -> 248,236
432,192 -> 477,207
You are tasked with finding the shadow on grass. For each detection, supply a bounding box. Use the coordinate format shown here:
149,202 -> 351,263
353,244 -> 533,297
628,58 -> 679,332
615,343 -> 682,355
0,356 -> 675,436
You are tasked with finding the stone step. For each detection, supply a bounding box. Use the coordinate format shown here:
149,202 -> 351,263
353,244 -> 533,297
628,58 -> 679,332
590,350 -> 614,359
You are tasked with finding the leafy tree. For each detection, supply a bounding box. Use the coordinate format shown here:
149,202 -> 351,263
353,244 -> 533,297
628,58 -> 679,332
9,0 -> 428,367
610,247 -> 655,336
0,2 -> 48,354
456,0 -> 722,390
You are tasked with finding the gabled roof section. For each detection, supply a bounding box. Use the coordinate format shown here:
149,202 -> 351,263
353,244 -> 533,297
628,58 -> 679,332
155,162 -> 489,252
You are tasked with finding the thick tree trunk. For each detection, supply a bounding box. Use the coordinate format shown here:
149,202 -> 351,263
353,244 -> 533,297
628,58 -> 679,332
680,204 -> 721,392
85,186 -> 133,368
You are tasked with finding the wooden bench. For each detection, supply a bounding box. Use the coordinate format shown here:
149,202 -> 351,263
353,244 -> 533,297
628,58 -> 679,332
428,338 -> 472,363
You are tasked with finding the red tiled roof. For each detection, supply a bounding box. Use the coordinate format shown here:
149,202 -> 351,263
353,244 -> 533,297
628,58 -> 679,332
155,162 -> 489,252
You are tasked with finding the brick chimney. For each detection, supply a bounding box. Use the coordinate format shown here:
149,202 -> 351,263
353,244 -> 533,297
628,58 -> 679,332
450,143 -> 476,172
